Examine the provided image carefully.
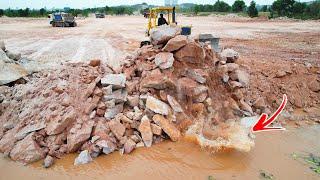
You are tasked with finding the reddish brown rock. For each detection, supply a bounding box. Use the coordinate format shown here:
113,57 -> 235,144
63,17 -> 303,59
138,116 -> 153,147
124,139 -> 136,154
162,35 -> 188,52
140,72 -> 175,90
92,120 -> 110,139
152,115 -> 181,141
108,120 -> 125,140
89,59 -> 101,67
146,96 -> 170,115
167,95 -> 183,113
67,120 -> 94,152
239,99 -> 253,115
10,133 -> 46,164
184,69 -> 208,84
177,77 -> 198,95
0,127 -> 19,154
174,42 -> 205,63
96,108 -> 106,117
154,52 -> 174,69
46,106 -> 76,135
151,123 -> 162,135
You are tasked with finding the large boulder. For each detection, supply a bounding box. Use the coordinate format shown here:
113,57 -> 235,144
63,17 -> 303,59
154,52 -> 174,69
150,25 -> 181,45
146,96 -> 170,115
138,116 -> 153,147
162,35 -> 188,52
10,133 -> 46,164
174,42 -> 205,63
152,115 -> 181,141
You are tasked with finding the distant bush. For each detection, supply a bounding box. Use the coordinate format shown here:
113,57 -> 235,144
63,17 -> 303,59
248,1 -> 259,17
270,0 -> 320,20
232,0 -> 246,12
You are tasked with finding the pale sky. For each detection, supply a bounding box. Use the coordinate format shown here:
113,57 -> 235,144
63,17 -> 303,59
0,0 -> 311,9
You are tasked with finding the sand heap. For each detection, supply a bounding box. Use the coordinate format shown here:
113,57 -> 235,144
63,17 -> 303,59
0,27 -> 256,167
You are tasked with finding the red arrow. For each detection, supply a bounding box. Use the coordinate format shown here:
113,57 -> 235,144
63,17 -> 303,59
252,94 -> 287,132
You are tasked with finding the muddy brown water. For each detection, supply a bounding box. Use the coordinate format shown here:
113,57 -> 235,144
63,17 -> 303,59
0,125 -> 319,180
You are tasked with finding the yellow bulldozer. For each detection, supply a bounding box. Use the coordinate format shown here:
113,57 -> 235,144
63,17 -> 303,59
140,6 -> 191,47
141,6 -> 220,52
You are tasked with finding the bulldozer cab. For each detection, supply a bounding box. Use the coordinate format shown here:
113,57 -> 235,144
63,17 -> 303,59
147,6 -> 176,36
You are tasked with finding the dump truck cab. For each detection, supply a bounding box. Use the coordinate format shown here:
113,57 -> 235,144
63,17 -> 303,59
50,12 -> 77,27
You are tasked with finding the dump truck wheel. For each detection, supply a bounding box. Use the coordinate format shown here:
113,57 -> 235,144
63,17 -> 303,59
52,22 -> 56,27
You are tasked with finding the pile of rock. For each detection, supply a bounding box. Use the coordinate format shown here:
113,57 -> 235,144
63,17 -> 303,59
0,26 -> 255,167
0,41 -> 50,86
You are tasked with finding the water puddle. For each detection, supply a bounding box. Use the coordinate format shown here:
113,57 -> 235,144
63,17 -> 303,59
0,125 -> 319,180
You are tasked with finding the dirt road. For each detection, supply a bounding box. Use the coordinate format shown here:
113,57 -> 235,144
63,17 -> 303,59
0,16 -> 319,68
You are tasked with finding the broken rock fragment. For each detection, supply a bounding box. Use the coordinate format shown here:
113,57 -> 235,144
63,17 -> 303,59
43,155 -> 54,168
67,120 -> 94,152
184,69 -> 207,84
167,95 -> 183,113
151,123 -> 162,135
174,42 -> 205,63
152,115 -> 181,141
104,103 -> 124,119
46,106 -> 76,135
162,35 -> 188,52
138,116 -> 153,147
140,72 -> 175,90
124,139 -> 136,154
74,150 -> 92,165
154,52 -> 174,69
108,119 -> 125,140
220,48 -> 239,63
10,133 -> 46,164
103,89 -> 127,103
101,74 -> 126,88
146,96 -> 170,115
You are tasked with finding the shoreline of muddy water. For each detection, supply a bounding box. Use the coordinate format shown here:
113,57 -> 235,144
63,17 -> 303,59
0,125 -> 319,180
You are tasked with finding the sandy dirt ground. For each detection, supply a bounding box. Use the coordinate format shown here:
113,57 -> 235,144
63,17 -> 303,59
0,16 -> 319,67
0,15 -> 320,179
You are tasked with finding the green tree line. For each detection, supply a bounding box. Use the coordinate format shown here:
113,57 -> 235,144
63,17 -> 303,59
187,0 -> 320,19
0,0 -> 319,20
0,6 -> 136,18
